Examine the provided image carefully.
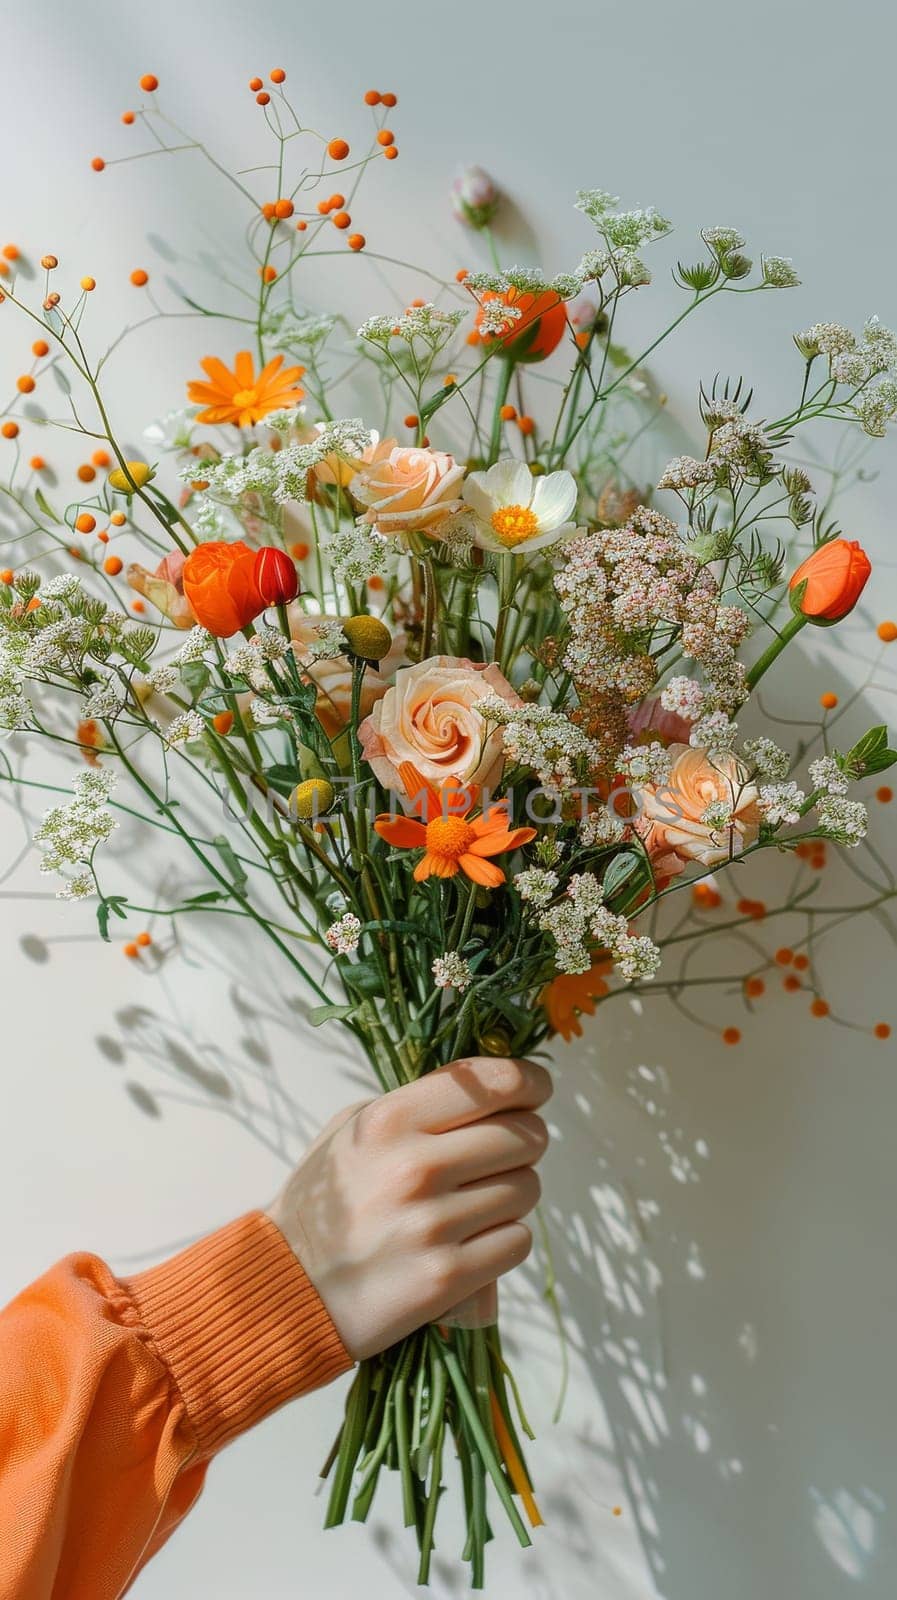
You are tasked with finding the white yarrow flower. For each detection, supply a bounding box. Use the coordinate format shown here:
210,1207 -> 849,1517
325,912 -> 362,955
432,952 -> 472,990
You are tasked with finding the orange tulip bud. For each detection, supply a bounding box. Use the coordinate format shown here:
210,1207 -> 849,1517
789,538 -> 871,624
181,541 -> 265,636
475,287 -> 568,364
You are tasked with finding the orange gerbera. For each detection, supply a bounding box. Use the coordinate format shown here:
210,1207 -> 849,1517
186,351 -> 305,428
374,761 -> 536,887
541,958 -> 612,1042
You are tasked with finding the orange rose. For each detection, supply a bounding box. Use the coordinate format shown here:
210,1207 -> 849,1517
475,288 -> 568,363
181,541 -> 264,636
789,538 -> 871,623
350,441 -> 464,538
358,654 -> 520,794
633,744 -> 760,870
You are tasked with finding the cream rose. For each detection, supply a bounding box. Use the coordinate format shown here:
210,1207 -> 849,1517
358,655 -> 520,794
350,440 -> 464,538
634,743 -> 760,868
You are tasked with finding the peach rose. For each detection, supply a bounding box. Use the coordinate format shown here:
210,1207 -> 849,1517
289,610 -> 406,739
350,440 -> 464,538
633,743 -> 760,869
358,655 -> 520,794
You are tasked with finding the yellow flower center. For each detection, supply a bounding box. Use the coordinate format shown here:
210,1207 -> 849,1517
490,503 -> 539,547
426,815 -> 475,859
232,388 -> 259,408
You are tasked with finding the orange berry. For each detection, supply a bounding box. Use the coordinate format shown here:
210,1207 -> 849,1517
784,974 -> 802,992
261,201 -> 276,220
91,157 -> 105,172
1,421 -> 19,440
25,597 -> 40,612
775,947 -> 794,965
404,413 -> 419,429
77,463 -> 96,482
43,294 -> 60,309
130,269 -> 149,287
123,942 -> 139,959
0,261 -> 9,277
274,198 -> 294,219
97,529 -> 109,543
139,74 -> 159,92
136,930 -> 152,947
874,1022 -> 891,1040
331,211 -> 351,229
328,193 -> 345,210
131,599 -> 145,612
367,574 -> 386,592
29,455 -> 45,470
793,953 -> 809,971
810,998 -> 829,1018
328,138 -> 350,161
819,692 -> 838,710
381,92 -> 397,107
74,513 -> 96,533
104,555 -> 123,575
40,255 -> 58,271
16,374 -> 35,394
32,338 -> 49,356
348,233 -> 366,251
256,91 -> 270,106
745,977 -> 765,999
364,89 -> 381,105
444,374 -> 457,387
289,541 -> 310,561
212,710 -> 234,736
737,897 -> 766,920
499,404 -> 517,421
92,449 -> 111,467
121,110 -> 136,125
0,569 -> 13,584
517,415 -> 535,435
260,265 -> 277,283
456,268 -> 469,282
466,330 -> 481,346
80,276 -> 96,292
876,785 -> 893,803
296,219 -> 308,231
878,620 -> 897,643
376,129 -> 395,147
249,77 -> 263,91
2,243 -> 19,261
269,67 -> 286,83
383,145 -> 399,160
317,200 -> 329,215
109,510 -> 126,527
722,1027 -> 741,1045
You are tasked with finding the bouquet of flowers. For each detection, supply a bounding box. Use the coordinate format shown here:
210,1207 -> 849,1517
1,66 -> 894,1585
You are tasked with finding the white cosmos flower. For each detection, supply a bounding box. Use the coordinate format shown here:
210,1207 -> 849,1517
462,459 -> 578,554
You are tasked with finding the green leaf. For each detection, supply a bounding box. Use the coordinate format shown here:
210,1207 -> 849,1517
263,762 -> 299,798
843,725 -> 897,778
344,958 -> 385,997
34,487 -> 60,523
96,894 -> 128,942
181,661 -> 210,699
308,1002 -> 355,1027
212,834 -> 248,896
601,850 -> 642,900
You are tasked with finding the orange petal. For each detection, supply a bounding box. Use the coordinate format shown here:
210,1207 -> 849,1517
470,804 -> 510,836
199,356 -> 240,393
459,853 -> 505,888
467,825 -> 537,857
397,760 -> 440,822
233,350 -> 256,387
373,816 -> 427,848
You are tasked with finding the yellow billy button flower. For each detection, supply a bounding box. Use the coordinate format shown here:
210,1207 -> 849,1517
342,614 -> 392,663
108,460 -> 154,495
290,777 -> 336,821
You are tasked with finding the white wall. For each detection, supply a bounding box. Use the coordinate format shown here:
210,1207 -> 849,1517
1,3 -> 895,1597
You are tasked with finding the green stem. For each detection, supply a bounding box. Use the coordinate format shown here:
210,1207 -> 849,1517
746,609 -> 808,689
487,360 -> 515,465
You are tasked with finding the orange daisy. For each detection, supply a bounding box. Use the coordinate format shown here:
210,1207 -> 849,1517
541,958 -> 612,1042
186,351 -> 305,428
374,761 -> 536,888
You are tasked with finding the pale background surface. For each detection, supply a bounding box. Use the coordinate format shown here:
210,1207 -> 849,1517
1,2 -> 896,1597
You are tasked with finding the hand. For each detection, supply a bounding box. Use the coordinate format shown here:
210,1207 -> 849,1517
265,1056 -> 551,1360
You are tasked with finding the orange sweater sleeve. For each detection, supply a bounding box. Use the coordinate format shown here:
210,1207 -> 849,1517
0,1211 -> 352,1600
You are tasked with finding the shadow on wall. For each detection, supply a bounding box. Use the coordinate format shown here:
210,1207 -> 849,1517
4,623 -> 896,1600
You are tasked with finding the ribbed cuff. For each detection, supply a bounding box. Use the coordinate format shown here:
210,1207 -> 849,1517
124,1210 -> 352,1456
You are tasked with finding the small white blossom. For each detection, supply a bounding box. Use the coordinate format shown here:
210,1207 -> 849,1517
328,523 -> 389,585
657,456 -> 715,491
325,912 -> 361,955
432,952 -> 472,990
579,806 -> 626,847
661,675 -> 705,720
690,711 -> 739,753
81,680 -> 126,720
815,794 -> 867,845
34,769 -> 117,894
56,870 -> 96,902
618,742 -> 673,784
758,781 -> 805,827
743,737 -> 791,779
164,710 -> 205,746
514,867 -> 559,907
700,798 -> 734,831
172,626 -> 213,664
761,255 -> 800,289
809,755 -> 848,796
